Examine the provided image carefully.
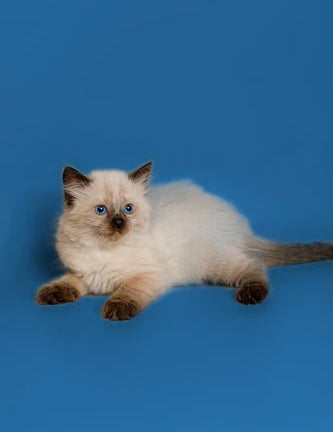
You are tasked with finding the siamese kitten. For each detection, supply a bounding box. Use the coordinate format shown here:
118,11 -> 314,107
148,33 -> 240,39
36,162 -> 333,320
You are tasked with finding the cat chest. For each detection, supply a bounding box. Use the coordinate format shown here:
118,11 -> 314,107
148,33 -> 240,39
77,249 -> 152,295
83,266 -> 118,295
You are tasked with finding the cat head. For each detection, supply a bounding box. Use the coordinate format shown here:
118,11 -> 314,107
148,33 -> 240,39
58,162 -> 152,245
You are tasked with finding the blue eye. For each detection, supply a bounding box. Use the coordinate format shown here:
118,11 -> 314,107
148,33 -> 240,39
123,204 -> 134,214
94,205 -> 107,215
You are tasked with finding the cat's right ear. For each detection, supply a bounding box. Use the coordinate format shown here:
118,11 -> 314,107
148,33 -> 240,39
62,166 -> 90,207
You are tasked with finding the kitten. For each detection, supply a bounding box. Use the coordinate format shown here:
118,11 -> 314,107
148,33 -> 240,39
36,162 -> 333,320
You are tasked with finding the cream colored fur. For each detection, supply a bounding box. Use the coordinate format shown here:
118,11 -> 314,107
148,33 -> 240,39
36,162 -> 333,319
57,173 -> 254,294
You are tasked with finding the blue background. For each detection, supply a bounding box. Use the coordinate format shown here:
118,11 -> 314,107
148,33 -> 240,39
1,1 -> 333,431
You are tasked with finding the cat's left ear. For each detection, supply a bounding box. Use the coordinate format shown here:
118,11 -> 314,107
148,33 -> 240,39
128,161 -> 152,188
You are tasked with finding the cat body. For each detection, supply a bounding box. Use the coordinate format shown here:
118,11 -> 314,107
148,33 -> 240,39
59,180 -> 251,294
36,162 -> 333,320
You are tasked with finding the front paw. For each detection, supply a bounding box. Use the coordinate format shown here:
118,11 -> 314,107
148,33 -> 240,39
236,282 -> 268,305
36,283 -> 80,305
102,298 -> 140,321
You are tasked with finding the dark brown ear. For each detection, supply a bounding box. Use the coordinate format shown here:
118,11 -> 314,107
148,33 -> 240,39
62,166 -> 90,207
128,161 -> 152,187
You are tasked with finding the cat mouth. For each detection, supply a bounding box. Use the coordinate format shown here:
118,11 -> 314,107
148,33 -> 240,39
95,224 -> 128,240
108,222 -> 129,238
95,216 -> 130,240
114,227 -> 126,234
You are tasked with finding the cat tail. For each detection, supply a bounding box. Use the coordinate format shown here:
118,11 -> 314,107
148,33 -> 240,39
248,238 -> 333,268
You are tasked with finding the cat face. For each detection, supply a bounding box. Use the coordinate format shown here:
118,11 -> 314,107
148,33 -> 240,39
60,162 -> 152,243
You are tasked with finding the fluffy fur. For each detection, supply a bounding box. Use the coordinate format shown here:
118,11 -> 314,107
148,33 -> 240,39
36,162 -> 333,320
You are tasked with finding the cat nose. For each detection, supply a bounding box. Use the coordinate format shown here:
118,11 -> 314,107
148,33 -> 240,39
112,214 -> 125,228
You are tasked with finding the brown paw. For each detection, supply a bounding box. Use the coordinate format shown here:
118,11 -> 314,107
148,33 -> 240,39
36,283 -> 80,305
102,298 -> 140,321
236,282 -> 268,305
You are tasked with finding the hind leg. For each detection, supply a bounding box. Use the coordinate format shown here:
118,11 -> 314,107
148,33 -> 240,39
204,254 -> 269,305
234,271 -> 269,305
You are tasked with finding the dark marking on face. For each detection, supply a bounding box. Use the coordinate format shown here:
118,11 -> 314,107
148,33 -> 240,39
111,213 -> 125,230
94,208 -> 131,239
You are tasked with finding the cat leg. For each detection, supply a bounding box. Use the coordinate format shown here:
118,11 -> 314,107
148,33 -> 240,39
102,273 -> 163,321
234,264 -> 269,305
205,255 -> 269,305
36,272 -> 88,305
